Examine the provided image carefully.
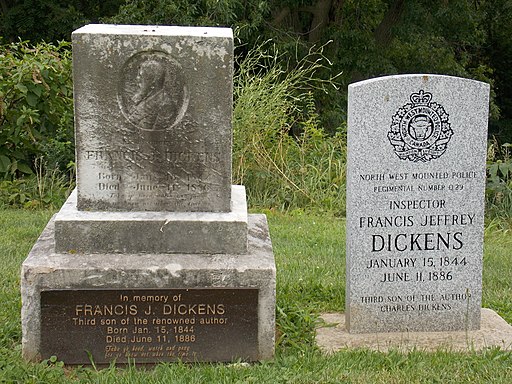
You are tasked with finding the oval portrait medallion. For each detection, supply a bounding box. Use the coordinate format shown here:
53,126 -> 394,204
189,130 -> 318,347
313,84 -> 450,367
118,51 -> 189,131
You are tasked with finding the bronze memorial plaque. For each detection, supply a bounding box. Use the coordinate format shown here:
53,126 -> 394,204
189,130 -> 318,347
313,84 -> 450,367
41,289 -> 258,364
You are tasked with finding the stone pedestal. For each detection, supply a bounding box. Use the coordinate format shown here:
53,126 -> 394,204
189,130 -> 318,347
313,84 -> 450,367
22,214 -> 275,364
54,186 -> 248,254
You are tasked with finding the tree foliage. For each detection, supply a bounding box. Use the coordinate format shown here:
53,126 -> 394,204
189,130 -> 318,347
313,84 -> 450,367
0,1 -> 511,213
109,0 -> 269,45
105,0 -> 512,136
0,0 -> 123,42
2,0 -> 512,136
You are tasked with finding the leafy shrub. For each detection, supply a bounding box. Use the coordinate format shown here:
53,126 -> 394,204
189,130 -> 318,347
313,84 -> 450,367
233,43 -> 346,214
0,40 -> 74,179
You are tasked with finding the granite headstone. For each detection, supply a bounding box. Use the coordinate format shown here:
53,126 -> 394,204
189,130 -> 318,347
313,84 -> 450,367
73,25 -> 232,212
346,74 -> 489,333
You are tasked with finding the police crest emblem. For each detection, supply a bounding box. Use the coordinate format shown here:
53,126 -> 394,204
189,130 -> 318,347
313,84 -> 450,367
388,90 -> 452,162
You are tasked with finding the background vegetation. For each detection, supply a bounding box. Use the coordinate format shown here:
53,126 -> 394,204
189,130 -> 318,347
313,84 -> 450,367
0,0 -> 511,219
0,2 -> 511,381
3,1 -> 512,136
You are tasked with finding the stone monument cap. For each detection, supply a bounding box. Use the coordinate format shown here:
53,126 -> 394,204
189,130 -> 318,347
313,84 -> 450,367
73,24 -> 233,38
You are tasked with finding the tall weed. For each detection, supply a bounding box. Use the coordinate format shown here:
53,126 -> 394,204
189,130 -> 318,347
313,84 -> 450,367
486,139 -> 512,226
233,42 -> 346,214
0,171 -> 73,209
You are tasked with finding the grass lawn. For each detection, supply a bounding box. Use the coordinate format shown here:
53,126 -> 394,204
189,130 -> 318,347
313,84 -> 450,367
0,209 -> 511,383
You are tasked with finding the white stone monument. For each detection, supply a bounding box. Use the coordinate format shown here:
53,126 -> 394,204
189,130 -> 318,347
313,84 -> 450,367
21,25 -> 276,364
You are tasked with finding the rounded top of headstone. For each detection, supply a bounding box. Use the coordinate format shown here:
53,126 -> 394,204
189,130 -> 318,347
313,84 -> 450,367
349,74 -> 489,91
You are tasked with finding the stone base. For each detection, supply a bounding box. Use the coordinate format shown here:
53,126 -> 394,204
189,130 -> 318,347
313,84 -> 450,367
54,185 -> 248,254
316,310 -> 512,353
21,214 -> 275,364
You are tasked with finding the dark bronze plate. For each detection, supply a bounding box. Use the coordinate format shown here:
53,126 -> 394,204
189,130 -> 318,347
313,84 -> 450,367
41,288 -> 259,364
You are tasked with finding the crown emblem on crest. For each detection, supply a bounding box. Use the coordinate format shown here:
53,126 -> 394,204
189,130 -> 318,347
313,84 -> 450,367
409,90 -> 432,105
387,89 -> 452,162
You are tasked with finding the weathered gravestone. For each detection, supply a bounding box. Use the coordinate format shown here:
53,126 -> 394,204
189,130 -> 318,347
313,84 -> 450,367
21,25 -> 276,364
346,74 -> 489,333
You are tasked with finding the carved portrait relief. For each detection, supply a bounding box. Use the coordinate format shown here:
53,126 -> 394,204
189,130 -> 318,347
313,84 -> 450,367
118,51 -> 189,131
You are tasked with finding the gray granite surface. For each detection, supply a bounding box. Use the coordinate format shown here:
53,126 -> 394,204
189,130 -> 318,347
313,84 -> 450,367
346,74 -> 489,333
317,309 -> 512,352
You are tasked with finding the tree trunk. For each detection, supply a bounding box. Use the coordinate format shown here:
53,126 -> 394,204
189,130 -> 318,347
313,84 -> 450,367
0,0 -> 9,15
332,0 -> 345,25
308,0 -> 333,43
271,6 -> 291,28
373,0 -> 406,48
349,0 -> 406,83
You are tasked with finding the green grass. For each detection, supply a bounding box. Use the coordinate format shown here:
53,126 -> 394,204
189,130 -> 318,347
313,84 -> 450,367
482,223 -> 512,324
1,209 -> 512,383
